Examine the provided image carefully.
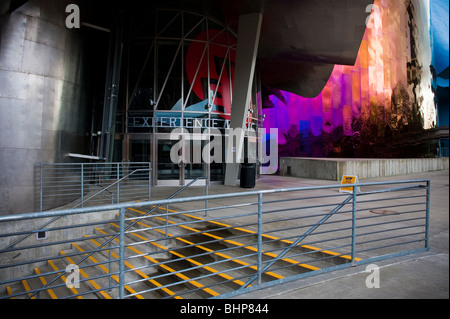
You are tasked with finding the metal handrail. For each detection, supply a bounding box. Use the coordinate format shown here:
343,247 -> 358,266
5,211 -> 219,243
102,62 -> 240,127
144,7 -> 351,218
92,183 -> 115,203
240,193 -> 354,289
72,168 -> 150,209
1,179 -> 429,223
39,162 -> 151,212
1,168 -> 151,252
0,179 -> 430,300
24,176 -> 205,299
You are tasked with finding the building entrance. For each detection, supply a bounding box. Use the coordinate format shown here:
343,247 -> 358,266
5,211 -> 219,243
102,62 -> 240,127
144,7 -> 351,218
156,133 -> 207,186
126,134 -> 208,186
113,9 -> 260,186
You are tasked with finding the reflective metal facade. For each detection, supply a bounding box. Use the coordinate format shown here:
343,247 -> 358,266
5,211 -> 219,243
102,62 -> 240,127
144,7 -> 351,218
0,0 -> 90,214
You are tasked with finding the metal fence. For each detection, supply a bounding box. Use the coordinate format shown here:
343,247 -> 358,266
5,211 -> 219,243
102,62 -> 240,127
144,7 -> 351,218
0,179 -> 429,299
38,162 -> 152,211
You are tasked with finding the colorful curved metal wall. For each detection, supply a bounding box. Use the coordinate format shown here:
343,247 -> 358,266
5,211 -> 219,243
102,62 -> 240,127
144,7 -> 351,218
263,0 -> 437,159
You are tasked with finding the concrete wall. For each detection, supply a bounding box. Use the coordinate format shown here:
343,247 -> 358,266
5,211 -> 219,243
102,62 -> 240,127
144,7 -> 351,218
280,157 -> 449,181
0,208 -> 118,283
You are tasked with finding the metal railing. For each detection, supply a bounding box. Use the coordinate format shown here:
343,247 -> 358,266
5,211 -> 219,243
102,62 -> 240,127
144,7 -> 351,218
2,166 -> 152,253
38,162 -> 152,211
0,179 -> 430,299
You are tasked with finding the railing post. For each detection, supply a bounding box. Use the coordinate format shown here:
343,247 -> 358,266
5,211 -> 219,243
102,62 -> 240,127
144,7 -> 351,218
425,180 -> 430,251
257,193 -> 263,285
81,163 -> 84,208
117,163 -> 120,204
40,163 -> 43,212
108,240 -> 113,291
148,162 -> 152,199
118,207 -> 126,299
205,164 -> 210,217
165,204 -> 169,246
205,176 -> 209,217
351,185 -> 357,266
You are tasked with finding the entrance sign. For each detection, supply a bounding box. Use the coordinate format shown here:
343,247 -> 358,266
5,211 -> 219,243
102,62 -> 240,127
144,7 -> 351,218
340,175 -> 360,193
127,116 -> 259,131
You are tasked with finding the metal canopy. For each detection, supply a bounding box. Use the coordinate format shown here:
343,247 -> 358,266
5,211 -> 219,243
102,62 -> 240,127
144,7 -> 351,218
220,0 -> 372,97
5,0 -> 372,97
80,0 -> 372,97
0,0 -> 28,15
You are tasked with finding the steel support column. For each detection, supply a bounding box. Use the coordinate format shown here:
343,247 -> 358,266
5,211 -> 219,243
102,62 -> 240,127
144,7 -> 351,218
224,12 -> 262,186
100,18 -> 124,162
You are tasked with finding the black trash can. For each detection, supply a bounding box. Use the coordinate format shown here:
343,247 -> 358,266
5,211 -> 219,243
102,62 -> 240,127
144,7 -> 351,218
240,163 -> 256,188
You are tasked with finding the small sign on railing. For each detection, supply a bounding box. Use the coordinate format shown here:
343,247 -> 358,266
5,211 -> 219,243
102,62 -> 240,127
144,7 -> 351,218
339,175 -> 360,193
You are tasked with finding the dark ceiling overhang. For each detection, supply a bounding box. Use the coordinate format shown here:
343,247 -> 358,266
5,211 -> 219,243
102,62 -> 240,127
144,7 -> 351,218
0,0 -> 28,15
220,0 -> 372,97
6,0 -> 372,98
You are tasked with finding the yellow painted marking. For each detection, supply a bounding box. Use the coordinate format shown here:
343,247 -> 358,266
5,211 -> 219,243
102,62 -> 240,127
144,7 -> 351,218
47,260 -> 83,299
170,224 -> 292,277
163,208 -> 360,262
109,222 -> 247,287
122,218 -> 284,280
21,280 -> 35,299
34,268 -> 58,299
60,251 -> 112,299
6,286 -> 14,299
130,208 -> 320,272
95,228 -> 219,297
144,227 -> 248,286
71,243 -> 145,299
86,237 -> 181,299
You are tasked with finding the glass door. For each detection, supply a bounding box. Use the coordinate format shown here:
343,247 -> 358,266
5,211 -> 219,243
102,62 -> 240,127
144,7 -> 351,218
156,134 -> 207,185
157,138 -> 182,185
130,139 -> 151,163
184,139 -> 207,181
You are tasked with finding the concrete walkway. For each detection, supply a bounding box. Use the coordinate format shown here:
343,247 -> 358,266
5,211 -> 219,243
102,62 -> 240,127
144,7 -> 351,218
150,170 -> 449,299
